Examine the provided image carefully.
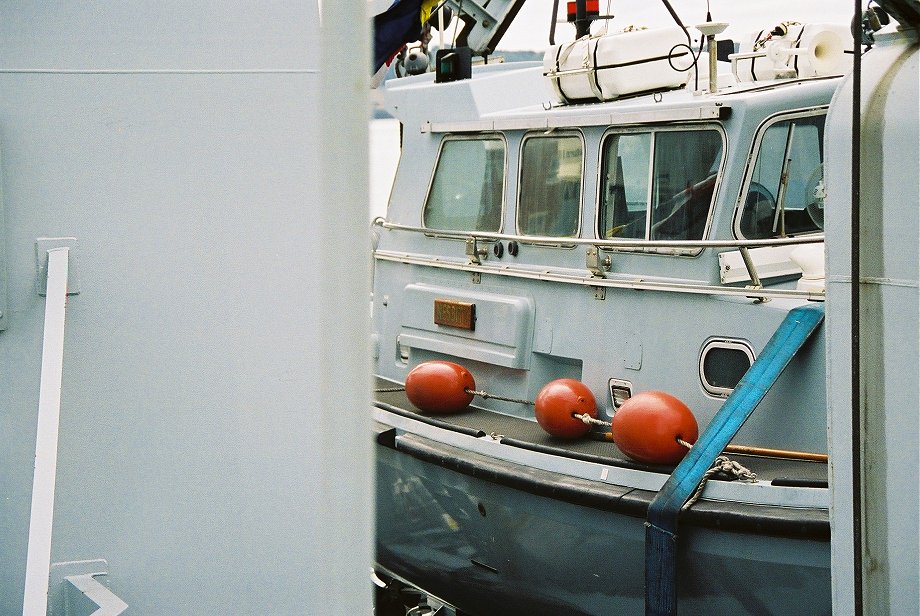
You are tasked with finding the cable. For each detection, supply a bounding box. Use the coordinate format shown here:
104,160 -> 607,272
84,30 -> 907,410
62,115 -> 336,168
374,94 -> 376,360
660,0 -> 699,90
452,0 -> 463,48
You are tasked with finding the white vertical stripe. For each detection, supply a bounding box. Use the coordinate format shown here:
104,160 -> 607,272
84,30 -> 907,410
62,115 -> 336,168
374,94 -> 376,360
318,1 -> 374,614
22,247 -> 70,616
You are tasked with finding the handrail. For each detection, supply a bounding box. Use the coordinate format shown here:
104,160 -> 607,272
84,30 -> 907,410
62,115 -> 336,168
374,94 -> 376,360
373,217 -> 824,251
22,247 -> 71,616
728,50 -> 768,82
374,249 -> 826,301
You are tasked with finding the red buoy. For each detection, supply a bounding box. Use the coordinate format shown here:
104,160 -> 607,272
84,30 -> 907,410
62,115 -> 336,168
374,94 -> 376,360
534,379 -> 597,439
405,361 -> 475,414
610,391 -> 698,465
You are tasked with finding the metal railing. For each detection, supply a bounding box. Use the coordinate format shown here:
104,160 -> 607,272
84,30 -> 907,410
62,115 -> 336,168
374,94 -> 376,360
373,218 -> 824,299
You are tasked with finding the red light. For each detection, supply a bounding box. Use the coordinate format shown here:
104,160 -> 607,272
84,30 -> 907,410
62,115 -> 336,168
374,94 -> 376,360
566,1 -> 600,22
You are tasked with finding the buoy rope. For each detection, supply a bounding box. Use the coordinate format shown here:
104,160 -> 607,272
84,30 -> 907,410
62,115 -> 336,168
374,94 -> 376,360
465,389 -> 534,406
572,413 -> 611,428
373,384 -> 533,405
682,454 -> 757,511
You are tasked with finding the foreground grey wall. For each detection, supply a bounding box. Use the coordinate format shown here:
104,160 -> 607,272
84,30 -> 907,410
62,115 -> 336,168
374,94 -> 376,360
0,3 -> 372,614
825,34 -> 919,614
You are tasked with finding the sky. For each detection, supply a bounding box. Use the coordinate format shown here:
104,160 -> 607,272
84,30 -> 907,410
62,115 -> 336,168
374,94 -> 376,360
492,0 -> 858,50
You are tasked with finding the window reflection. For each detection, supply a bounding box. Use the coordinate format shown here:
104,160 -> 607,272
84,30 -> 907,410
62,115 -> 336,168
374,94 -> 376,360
600,129 -> 723,241
600,133 -> 650,239
423,137 -> 505,232
518,134 -> 583,237
739,114 -> 825,238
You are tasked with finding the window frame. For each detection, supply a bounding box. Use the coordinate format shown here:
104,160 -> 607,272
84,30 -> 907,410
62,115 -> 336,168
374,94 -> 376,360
699,338 -> 756,398
515,129 -> 586,240
421,132 -> 508,234
595,123 -> 727,255
733,107 -> 828,240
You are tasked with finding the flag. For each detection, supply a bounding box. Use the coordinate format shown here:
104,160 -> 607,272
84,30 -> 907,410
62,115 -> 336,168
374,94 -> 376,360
419,0 -> 439,25
373,0 -> 437,76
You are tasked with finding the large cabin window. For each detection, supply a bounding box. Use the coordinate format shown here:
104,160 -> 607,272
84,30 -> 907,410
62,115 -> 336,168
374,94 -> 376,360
423,136 -> 505,232
599,128 -> 723,241
737,112 -> 826,238
518,132 -> 583,237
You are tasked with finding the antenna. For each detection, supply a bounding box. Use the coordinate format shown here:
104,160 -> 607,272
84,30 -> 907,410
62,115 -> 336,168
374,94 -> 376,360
696,21 -> 728,92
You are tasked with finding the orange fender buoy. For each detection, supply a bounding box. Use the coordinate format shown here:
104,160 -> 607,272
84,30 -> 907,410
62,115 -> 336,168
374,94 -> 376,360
534,379 -> 597,439
405,361 -> 475,414
610,391 -> 698,465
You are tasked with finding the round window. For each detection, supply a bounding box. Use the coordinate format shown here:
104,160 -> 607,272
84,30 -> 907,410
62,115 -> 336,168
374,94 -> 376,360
699,339 -> 755,397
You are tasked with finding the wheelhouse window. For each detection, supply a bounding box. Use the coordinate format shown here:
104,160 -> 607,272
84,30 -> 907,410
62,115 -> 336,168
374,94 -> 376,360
599,128 -> 723,241
518,132 -> 583,237
737,113 -> 826,239
423,136 -> 505,232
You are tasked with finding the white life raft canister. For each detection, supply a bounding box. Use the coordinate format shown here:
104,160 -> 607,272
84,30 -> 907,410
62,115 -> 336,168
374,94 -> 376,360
543,27 -> 688,103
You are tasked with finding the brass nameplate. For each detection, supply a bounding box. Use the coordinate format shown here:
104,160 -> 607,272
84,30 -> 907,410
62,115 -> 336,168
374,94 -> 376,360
434,299 -> 475,331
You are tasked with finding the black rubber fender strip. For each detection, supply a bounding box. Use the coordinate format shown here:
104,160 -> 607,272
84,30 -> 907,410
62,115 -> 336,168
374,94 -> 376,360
373,401 -> 487,438
386,432 -> 830,540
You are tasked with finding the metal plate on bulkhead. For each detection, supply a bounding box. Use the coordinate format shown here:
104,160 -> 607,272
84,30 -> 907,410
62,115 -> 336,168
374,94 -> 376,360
434,298 -> 475,330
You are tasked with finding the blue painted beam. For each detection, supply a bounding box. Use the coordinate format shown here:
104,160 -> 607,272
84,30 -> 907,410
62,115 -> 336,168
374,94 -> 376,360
645,302 -> 825,616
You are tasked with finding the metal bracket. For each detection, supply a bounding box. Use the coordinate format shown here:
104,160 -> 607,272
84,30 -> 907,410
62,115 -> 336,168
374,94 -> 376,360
739,246 -> 769,303
465,237 -> 488,265
36,237 -> 80,296
49,560 -> 128,616
441,0 -> 525,54
586,246 -> 611,277
592,286 -> 606,300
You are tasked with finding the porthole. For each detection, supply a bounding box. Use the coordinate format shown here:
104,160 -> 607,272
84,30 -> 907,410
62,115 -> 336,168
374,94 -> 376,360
699,339 -> 755,397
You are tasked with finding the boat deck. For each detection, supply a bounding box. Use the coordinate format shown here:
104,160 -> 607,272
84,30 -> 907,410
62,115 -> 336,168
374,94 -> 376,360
374,378 -> 828,487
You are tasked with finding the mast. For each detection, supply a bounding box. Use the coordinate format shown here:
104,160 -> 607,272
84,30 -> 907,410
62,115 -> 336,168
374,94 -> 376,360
575,0 -> 591,38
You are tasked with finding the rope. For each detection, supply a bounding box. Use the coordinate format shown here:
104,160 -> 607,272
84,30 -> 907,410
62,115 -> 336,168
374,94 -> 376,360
682,455 -> 757,511
373,385 -> 533,406
465,389 -> 534,406
573,413 -> 611,428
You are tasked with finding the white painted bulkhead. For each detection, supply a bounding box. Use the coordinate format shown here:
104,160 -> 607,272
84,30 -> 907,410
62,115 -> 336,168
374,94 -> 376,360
0,3 -> 372,614
825,29 -> 920,615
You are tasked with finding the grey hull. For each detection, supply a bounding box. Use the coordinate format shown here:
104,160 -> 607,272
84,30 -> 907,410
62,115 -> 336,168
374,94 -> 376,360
376,428 -> 830,616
